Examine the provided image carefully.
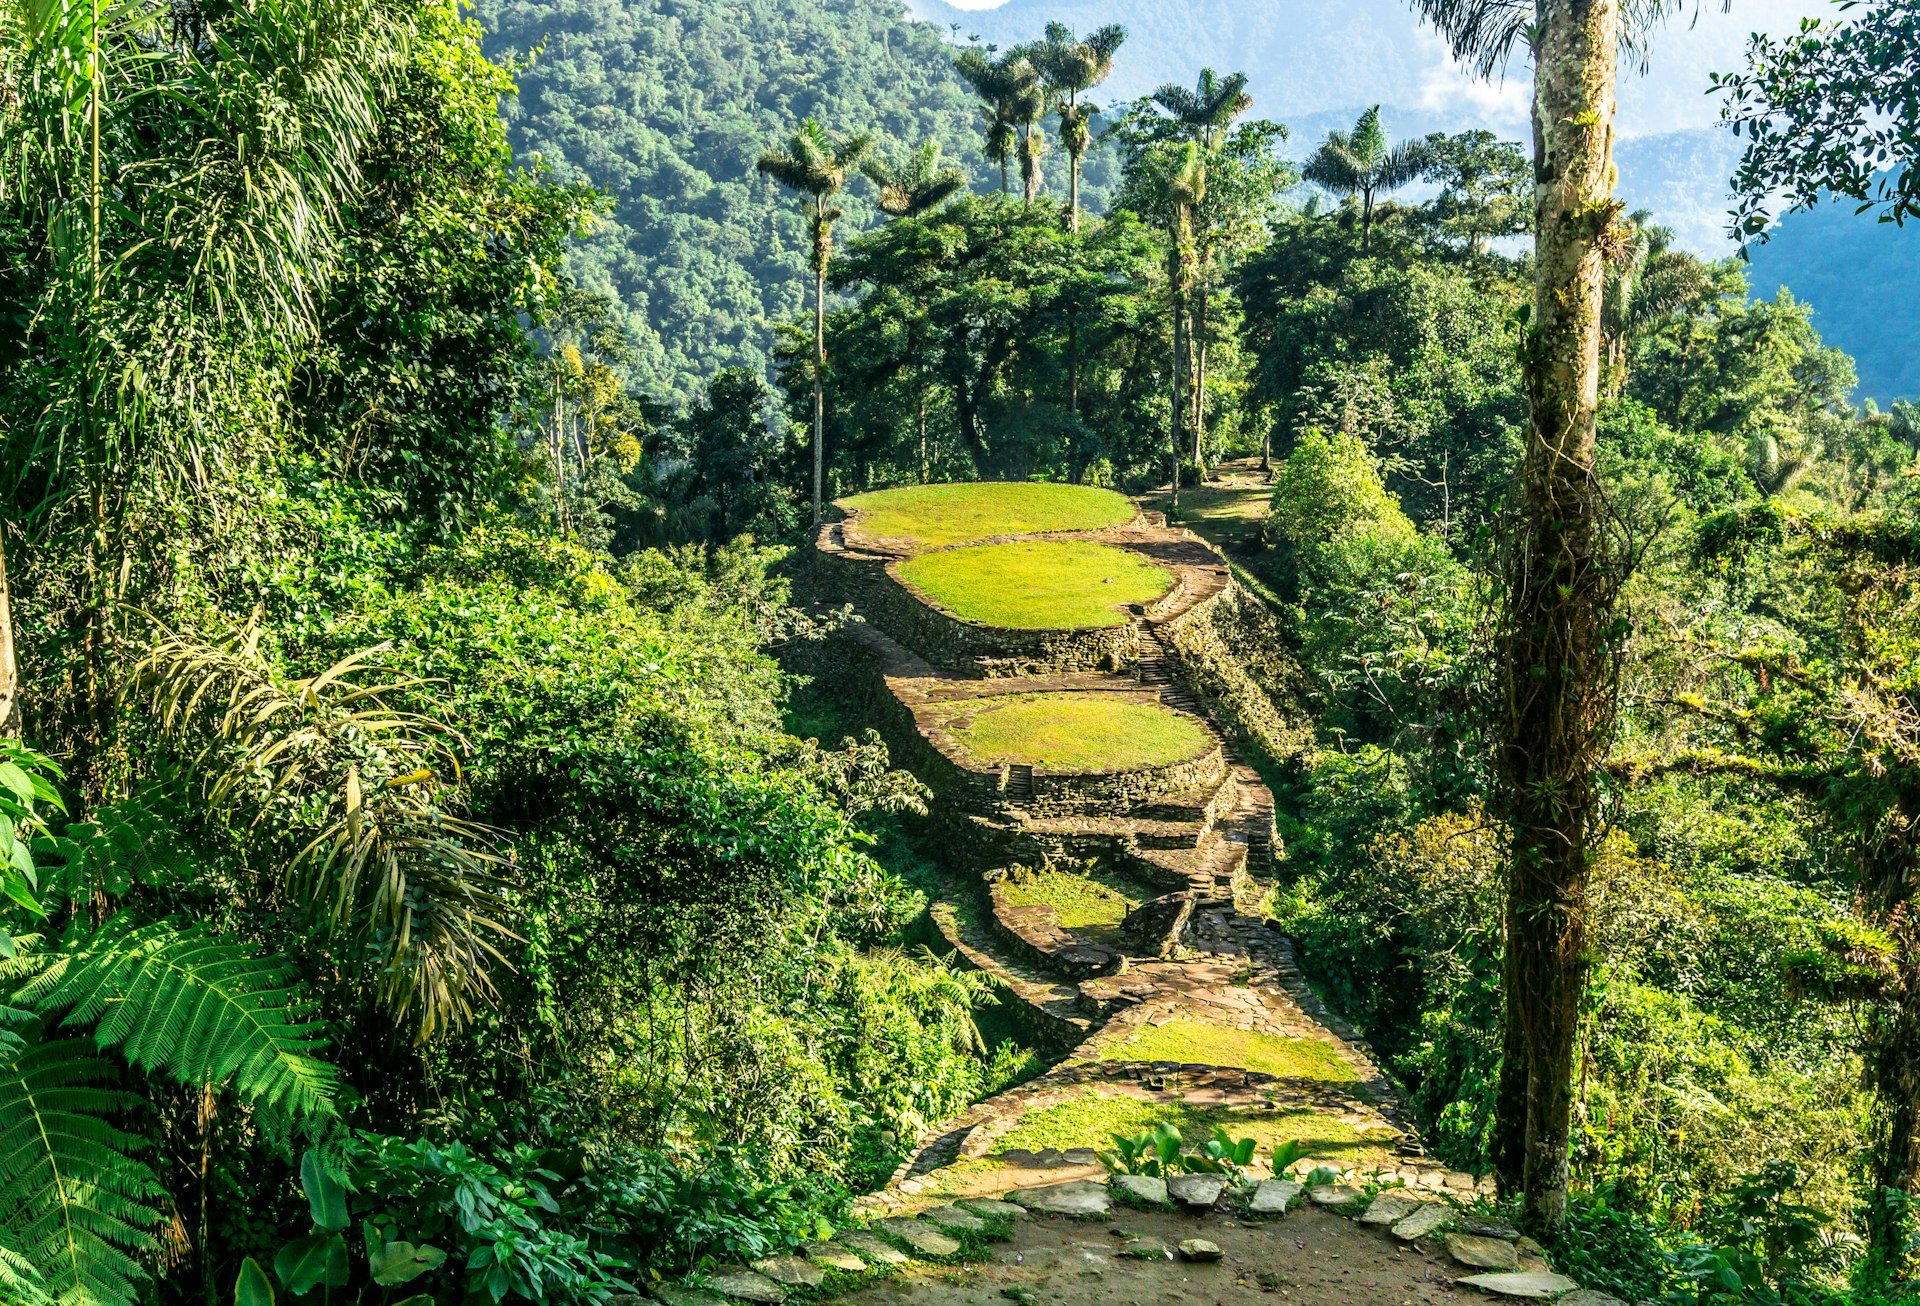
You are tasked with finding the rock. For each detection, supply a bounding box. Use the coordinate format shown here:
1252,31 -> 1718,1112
1454,1271 -> 1581,1299
701,1266 -> 786,1304
1167,1174 -> 1227,1209
1110,1174 -> 1170,1207
1122,893 -> 1195,956
1445,1234 -> 1521,1271
832,1230 -> 907,1266
1391,1203 -> 1457,1242
956,1198 -> 1027,1221
749,1258 -> 822,1288
649,1288 -> 727,1306
1177,1239 -> 1224,1262
1307,1183 -> 1365,1207
1459,1217 -> 1522,1241
1558,1293 -> 1627,1306
1009,1180 -> 1111,1217
1248,1179 -> 1302,1215
797,1242 -> 864,1272
875,1218 -> 961,1258
920,1205 -> 988,1235
1359,1192 -> 1427,1226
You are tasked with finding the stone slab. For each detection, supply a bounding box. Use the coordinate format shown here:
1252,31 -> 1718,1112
1392,1203 -> 1457,1242
1009,1180 -> 1111,1217
1167,1174 -> 1227,1209
1111,1174 -> 1170,1207
1177,1238 -> 1224,1262
1456,1271 -> 1581,1299
919,1205 -> 988,1235
797,1241 -> 864,1272
749,1257 -> 821,1288
1559,1294 -> 1627,1306
875,1218 -> 961,1258
1307,1183 -> 1365,1207
650,1288 -> 726,1306
956,1198 -> 1027,1221
1248,1179 -> 1302,1215
1359,1192 -> 1427,1226
702,1266 -> 786,1304
833,1230 -> 908,1266
1445,1234 -> 1521,1271
1459,1217 -> 1522,1241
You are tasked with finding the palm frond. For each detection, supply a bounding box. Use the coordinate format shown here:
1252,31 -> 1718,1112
14,914 -> 339,1121
1410,0 -> 1726,78
0,1029 -> 164,1306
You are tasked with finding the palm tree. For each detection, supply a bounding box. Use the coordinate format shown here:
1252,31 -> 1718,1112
1153,143 -> 1207,515
1152,69 -> 1253,470
1034,22 -> 1127,232
863,141 -> 967,219
1302,106 -> 1428,252
957,48 -> 1043,201
1408,0 -> 1692,1230
757,119 -> 874,527
1600,209 -> 1712,392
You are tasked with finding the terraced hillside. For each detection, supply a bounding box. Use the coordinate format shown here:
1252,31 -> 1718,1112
701,482 -> 1629,1306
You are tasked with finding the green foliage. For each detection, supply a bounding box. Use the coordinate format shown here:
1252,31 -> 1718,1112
1097,1122 -> 1258,1179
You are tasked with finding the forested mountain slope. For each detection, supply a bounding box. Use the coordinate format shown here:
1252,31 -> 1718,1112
472,0 -> 998,403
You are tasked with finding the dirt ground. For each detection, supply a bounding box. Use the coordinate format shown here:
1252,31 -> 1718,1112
840,1205 -> 1481,1306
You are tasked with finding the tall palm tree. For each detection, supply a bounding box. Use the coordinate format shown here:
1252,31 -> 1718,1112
1600,209 -> 1712,392
1034,22 -> 1127,231
1409,0 -> 1693,1230
1152,69 -> 1253,470
758,119 -> 874,527
1302,106 -> 1428,252
862,142 -> 966,480
1155,143 -> 1207,514
863,141 -> 967,219
957,48 -> 1043,201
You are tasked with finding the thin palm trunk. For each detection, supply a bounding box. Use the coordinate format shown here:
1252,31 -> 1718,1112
918,386 -> 929,483
812,259 -> 826,525
1494,0 -> 1622,1231
0,531 -> 18,739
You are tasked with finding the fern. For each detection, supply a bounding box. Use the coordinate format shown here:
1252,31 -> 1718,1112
0,1026 -> 164,1306
16,914 -> 339,1122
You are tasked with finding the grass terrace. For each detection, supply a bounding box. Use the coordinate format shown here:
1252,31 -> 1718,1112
991,1089 -> 1395,1169
898,540 -> 1172,629
945,692 -> 1212,772
840,482 -> 1136,548
1000,865 -> 1166,947
1102,1021 -> 1360,1083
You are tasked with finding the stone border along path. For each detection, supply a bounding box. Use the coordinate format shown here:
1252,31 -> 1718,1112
720,487 -> 1622,1305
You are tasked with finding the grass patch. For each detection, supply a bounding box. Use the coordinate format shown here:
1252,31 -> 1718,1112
945,693 -> 1211,772
992,1088 -> 1393,1168
841,482 -> 1135,547
1102,1021 -> 1359,1083
1001,866 -> 1164,946
1142,478 -> 1271,550
898,540 -> 1171,630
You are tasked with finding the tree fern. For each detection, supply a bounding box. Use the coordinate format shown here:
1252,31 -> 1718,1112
0,1028 -> 163,1306
15,914 -> 339,1122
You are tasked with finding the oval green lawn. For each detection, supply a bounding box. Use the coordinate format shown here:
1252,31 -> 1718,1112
841,482 -> 1135,547
949,693 -> 1212,772
899,540 -> 1172,629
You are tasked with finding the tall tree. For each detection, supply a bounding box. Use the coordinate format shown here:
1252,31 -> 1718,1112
863,141 -> 967,219
1033,22 -> 1127,232
1599,209 -> 1712,392
1407,0 -> 1647,1228
758,119 -> 874,527
957,48 -> 1044,204
1303,106 -> 1429,252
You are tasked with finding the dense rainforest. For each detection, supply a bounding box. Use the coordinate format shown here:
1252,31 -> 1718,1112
0,0 -> 1917,1303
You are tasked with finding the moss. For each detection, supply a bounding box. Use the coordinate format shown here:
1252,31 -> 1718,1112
992,1088 -> 1395,1167
840,482 -> 1135,547
898,540 -> 1172,630
1101,1022 -> 1359,1084
942,693 -> 1212,772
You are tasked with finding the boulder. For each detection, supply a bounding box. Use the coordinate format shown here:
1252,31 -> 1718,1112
1454,1271 -> 1581,1299
1248,1179 -> 1302,1215
832,1230 -> 907,1266
1390,1203 -> 1456,1242
701,1266 -> 786,1304
1009,1180 -> 1111,1217
1458,1217 -> 1522,1241
1444,1233 -> 1520,1271
748,1258 -> 822,1288
1177,1238 -> 1224,1262
1167,1174 -> 1228,1209
875,1218 -> 961,1258
1110,1174 -> 1170,1207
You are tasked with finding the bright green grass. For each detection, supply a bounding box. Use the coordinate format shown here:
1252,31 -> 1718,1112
946,693 -> 1212,772
841,482 -> 1135,548
899,540 -> 1172,630
992,1089 -> 1393,1167
1104,1021 -> 1359,1083
1001,866 -> 1165,946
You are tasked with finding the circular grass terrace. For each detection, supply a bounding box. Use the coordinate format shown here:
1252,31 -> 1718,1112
897,539 -> 1172,630
945,692 -> 1212,772
839,481 -> 1136,548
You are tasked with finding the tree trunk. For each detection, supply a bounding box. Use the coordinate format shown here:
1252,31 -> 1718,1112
1068,323 -> 1080,419
0,529 -> 19,739
1495,0 -> 1622,1232
918,386 -> 929,483
1171,278 -> 1187,496
812,263 -> 826,526
1068,143 -> 1081,233
1192,272 -> 1210,473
